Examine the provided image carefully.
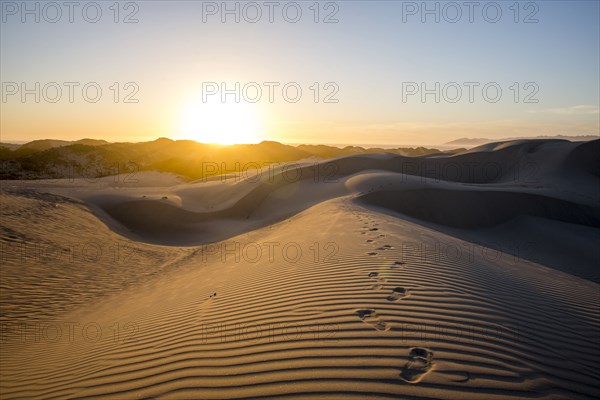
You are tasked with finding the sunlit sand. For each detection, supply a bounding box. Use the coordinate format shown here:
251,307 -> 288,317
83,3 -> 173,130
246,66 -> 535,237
1,138 -> 598,399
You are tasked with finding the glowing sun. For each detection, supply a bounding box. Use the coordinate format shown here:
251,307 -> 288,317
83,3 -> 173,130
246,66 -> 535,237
178,97 -> 263,145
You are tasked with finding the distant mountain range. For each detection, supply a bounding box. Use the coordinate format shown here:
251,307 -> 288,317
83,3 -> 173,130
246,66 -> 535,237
0,138 -> 457,180
445,135 -> 598,146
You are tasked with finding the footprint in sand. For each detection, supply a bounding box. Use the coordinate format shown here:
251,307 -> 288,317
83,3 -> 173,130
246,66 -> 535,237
366,239 -> 375,243
367,252 -> 377,256
372,282 -> 385,290
356,308 -> 390,331
387,287 -> 409,302
400,347 -> 434,383
377,244 -> 394,251
368,272 -> 387,289
369,228 -> 379,231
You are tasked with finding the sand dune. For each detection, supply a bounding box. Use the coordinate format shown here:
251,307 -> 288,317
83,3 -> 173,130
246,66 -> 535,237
360,188 -> 600,228
68,139 -> 599,245
1,139 -> 599,399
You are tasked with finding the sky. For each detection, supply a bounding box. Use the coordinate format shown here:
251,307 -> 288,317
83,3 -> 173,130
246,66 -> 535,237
1,0 -> 599,146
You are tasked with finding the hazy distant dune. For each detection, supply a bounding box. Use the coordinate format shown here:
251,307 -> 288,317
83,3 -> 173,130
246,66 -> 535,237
446,135 -> 598,147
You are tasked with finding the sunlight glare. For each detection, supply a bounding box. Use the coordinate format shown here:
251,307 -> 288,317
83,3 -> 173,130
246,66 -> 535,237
179,97 -> 263,145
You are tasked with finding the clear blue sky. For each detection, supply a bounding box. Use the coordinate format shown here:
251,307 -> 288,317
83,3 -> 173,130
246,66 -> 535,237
1,0 -> 599,145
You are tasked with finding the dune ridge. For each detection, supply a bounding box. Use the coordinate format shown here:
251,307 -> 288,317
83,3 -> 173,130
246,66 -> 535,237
93,139 -> 599,244
1,139 -> 599,399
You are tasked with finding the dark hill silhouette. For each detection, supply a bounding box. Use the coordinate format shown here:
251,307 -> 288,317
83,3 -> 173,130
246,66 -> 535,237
0,138 -> 453,180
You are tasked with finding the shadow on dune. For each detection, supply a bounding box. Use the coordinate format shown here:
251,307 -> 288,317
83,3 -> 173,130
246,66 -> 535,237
97,139 -> 599,247
359,189 -> 600,229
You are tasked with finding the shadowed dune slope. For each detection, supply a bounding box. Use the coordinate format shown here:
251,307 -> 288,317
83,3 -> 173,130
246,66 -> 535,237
359,189 -> 600,229
563,138 -> 600,177
94,139 -> 599,245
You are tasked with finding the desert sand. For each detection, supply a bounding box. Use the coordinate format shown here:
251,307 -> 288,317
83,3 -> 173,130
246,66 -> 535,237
1,139 -> 599,399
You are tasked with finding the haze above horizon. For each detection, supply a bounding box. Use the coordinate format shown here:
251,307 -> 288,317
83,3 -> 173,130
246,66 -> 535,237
1,1 -> 599,145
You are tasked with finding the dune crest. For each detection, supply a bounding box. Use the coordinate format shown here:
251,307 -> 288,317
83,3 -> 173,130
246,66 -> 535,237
1,139 -> 599,399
